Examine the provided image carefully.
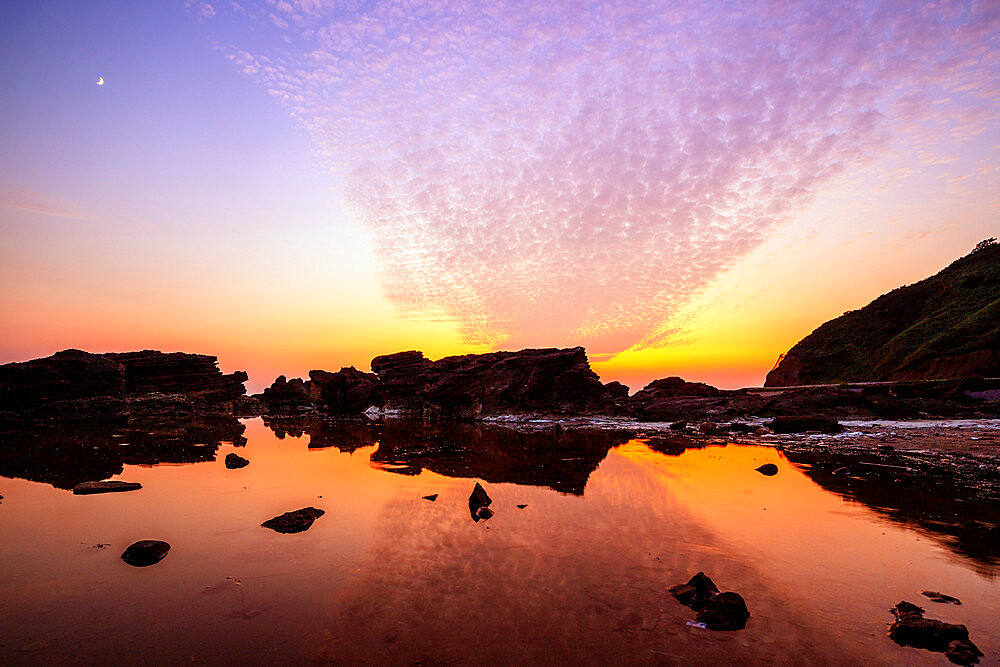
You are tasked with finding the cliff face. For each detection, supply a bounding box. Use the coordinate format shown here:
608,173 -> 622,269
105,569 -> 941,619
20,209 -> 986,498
765,240 -> 1000,386
0,349 -> 247,423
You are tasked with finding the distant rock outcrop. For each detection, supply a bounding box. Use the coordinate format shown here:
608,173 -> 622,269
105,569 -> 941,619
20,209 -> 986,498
308,367 -> 382,415
258,375 -> 313,413
369,347 -> 618,419
0,349 -> 247,424
766,240 -> 1000,386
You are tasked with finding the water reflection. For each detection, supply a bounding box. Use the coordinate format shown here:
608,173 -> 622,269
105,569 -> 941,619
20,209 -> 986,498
264,417 -> 634,494
0,416 -> 245,489
785,449 -> 1000,575
0,419 -> 998,665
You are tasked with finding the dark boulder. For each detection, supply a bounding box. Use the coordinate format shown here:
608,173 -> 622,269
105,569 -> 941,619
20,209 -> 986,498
261,507 -> 325,533
422,494 -> 438,501
121,540 -> 170,567
695,592 -> 750,631
755,463 -> 778,476
308,367 -> 382,415
767,415 -> 844,434
259,376 -> 313,413
468,482 -> 492,521
669,421 -> 688,431
225,453 -> 249,469
72,480 -> 142,495
634,377 -> 720,398
668,572 -> 719,611
603,381 -> 630,400
888,601 -> 980,663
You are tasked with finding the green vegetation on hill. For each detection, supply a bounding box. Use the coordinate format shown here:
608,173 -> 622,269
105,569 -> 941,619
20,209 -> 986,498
765,239 -> 1000,385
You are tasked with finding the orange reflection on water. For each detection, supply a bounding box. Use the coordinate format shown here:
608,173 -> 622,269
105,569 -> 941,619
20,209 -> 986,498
0,423 -> 997,665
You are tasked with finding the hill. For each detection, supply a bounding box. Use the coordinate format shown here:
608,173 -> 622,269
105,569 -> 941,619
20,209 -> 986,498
765,239 -> 1000,386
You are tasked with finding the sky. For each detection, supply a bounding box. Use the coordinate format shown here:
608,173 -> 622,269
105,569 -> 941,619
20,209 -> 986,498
1,0 -> 998,393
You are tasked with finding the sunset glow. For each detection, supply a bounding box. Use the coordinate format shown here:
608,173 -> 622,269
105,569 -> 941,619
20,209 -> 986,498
2,1 -> 998,390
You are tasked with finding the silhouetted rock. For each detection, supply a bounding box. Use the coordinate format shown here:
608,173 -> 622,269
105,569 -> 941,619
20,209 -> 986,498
921,591 -> 961,605
422,494 -> 438,501
695,592 -> 750,631
468,482 -> 492,521
121,540 -> 170,567
767,415 -> 844,434
645,434 -> 704,457
371,347 -> 615,419
225,453 -> 249,469
259,376 -> 313,413
698,422 -> 718,434
603,381 -> 630,399
669,572 -> 719,611
261,507 -> 325,533
669,421 -> 688,430
72,480 -> 142,495
888,601 -> 981,664
308,367 -> 383,415
755,463 -> 778,476
516,504 -> 527,509
0,349 -> 247,423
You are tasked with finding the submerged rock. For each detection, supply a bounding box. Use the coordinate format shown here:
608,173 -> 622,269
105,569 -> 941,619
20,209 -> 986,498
468,482 -> 492,521
695,592 -> 750,631
261,507 -> 325,534
921,590 -> 962,605
767,415 -> 844,434
755,463 -> 778,476
72,480 -> 142,495
668,572 -> 719,611
888,601 -> 981,664
121,540 -> 170,567
225,453 -> 249,469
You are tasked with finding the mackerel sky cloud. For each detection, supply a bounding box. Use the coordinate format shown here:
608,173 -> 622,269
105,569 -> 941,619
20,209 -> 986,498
216,0 -> 1000,354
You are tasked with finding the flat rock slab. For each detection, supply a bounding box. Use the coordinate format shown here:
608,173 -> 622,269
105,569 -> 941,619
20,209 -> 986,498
121,540 -> 170,567
225,453 -> 250,469
73,481 -> 142,495
261,507 -> 325,533
422,494 -> 438,501
921,590 -> 962,605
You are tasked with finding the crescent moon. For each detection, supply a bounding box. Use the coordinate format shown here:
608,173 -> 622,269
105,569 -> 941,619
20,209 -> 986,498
97,77 -> 104,85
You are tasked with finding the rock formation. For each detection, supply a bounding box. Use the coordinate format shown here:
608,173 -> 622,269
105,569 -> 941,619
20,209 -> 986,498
0,349 -> 247,423
767,240 -> 1000,386
370,347 -> 617,420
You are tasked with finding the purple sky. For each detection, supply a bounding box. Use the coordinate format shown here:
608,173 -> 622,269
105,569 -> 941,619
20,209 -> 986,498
1,0 -> 998,390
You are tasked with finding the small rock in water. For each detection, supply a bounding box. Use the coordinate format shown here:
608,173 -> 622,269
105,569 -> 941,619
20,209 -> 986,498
668,572 -> 719,611
121,540 -> 170,567
755,463 -> 778,476
888,601 -> 981,664
261,507 -> 325,533
698,422 -> 718,435
921,590 -> 962,605
475,506 -> 495,520
225,453 -> 250,469
468,482 -> 492,522
422,494 -> 438,502
516,504 -> 527,509
669,421 -> 688,431
73,481 -> 142,495
695,592 -> 750,631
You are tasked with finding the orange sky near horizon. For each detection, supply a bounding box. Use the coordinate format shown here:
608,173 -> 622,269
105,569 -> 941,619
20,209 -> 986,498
1,1 -> 998,393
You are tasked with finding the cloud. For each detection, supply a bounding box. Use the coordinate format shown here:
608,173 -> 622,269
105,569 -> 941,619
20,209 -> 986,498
212,1 -> 1000,353
0,189 -> 88,220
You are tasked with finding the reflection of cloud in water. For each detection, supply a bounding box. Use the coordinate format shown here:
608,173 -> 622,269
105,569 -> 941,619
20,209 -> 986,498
319,448 -> 871,664
217,1 -> 1000,352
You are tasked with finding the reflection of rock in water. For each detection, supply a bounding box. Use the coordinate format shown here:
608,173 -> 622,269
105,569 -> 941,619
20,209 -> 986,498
0,416 -> 246,490
785,449 -> 1000,574
261,417 -> 632,495
370,424 -> 633,495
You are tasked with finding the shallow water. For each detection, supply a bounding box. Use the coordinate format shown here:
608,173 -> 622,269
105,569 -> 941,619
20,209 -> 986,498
0,418 -> 997,665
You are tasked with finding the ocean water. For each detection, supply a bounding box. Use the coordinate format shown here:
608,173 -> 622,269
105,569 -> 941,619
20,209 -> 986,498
0,418 -> 997,665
